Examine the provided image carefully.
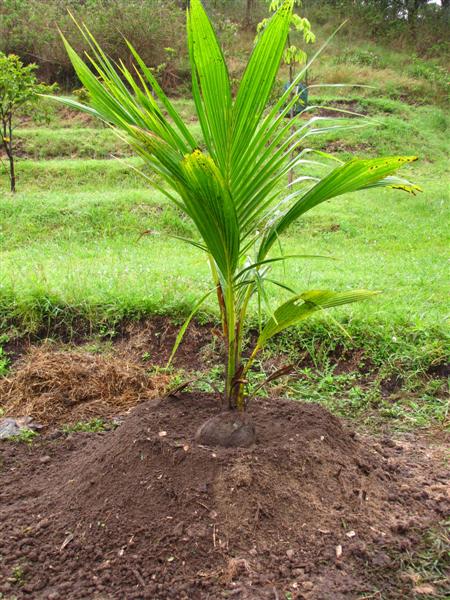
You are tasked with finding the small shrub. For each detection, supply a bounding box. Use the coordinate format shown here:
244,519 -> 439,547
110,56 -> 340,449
9,428 -> 38,444
335,48 -> 384,69
0,53 -> 56,192
407,57 -> 450,99
0,337 -> 9,376
73,86 -> 90,103
62,418 -> 110,433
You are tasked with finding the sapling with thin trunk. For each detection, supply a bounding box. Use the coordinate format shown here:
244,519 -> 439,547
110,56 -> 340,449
0,53 -> 55,193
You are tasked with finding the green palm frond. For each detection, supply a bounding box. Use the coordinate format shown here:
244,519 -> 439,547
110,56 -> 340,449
179,149 -> 240,280
257,289 -> 380,347
52,0 -> 421,410
258,156 -> 421,259
187,0 -> 232,174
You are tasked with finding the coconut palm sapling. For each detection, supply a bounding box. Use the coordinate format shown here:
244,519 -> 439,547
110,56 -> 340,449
53,0 -> 420,421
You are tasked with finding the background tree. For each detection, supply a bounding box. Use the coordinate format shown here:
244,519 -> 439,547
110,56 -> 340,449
0,53 -> 55,192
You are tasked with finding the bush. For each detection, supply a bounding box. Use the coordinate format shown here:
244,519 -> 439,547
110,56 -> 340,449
334,48 -> 385,69
0,0 -> 187,89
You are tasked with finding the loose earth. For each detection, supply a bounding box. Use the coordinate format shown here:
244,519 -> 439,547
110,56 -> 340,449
1,394 -> 448,599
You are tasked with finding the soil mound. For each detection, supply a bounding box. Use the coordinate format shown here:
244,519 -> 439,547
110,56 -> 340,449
0,395 -> 448,599
0,347 -> 170,425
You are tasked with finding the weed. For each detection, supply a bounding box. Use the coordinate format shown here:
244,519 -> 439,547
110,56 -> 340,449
0,346 -> 9,376
407,57 -> 449,89
82,341 -> 112,355
62,418 -> 111,433
335,48 -> 384,68
193,365 -> 224,394
11,565 -> 25,585
8,429 -> 38,444
400,519 -> 450,598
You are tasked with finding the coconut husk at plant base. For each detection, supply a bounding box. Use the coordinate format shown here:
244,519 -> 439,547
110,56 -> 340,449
0,394 -> 448,599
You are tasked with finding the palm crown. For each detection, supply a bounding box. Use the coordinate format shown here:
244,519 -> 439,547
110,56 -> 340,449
53,0 -> 419,411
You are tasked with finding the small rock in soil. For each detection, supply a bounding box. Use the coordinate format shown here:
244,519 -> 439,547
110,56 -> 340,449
0,417 -> 40,439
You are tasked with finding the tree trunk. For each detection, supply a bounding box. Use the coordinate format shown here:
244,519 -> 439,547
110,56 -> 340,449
406,0 -> 421,38
8,150 -> 16,193
245,0 -> 255,28
1,115 -> 15,193
8,113 -> 15,193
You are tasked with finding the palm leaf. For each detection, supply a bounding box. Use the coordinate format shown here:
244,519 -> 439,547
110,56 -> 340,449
258,156 -> 420,259
187,0 -> 232,175
231,0 -> 293,178
178,150 -> 240,280
257,289 -> 380,346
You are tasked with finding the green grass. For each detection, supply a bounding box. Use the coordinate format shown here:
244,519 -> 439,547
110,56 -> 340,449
399,519 -> 450,599
307,98 -> 449,160
1,91 -> 448,430
1,157 -> 447,333
15,127 -> 129,159
13,122 -> 203,160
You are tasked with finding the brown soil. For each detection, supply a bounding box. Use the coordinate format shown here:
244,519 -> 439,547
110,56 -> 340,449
1,394 -> 448,600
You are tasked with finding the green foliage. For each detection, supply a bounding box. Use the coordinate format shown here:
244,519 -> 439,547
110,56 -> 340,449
0,334 -> 9,376
0,53 -> 49,106
0,0 -> 187,88
11,564 -> 25,584
335,48 -> 385,69
151,47 -> 179,90
286,364 -> 448,431
0,52 -> 56,191
407,56 -> 450,100
52,0 -> 420,411
8,428 -> 38,444
257,0 -> 315,67
1,0 -> 449,93
62,418 -> 112,433
0,347 -> 9,376
73,86 -> 90,104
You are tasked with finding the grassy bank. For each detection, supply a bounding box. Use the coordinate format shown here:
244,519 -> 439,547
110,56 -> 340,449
1,88 -> 448,430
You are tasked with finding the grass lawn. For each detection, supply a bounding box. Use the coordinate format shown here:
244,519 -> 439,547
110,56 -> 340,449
0,96 -> 448,429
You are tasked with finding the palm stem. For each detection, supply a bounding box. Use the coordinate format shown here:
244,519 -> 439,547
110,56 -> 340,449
224,281 -> 237,409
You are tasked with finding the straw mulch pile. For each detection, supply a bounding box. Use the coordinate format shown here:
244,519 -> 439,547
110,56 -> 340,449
0,346 -> 170,426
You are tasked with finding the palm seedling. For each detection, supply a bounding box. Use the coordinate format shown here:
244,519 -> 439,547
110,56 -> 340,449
53,0 -> 419,427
